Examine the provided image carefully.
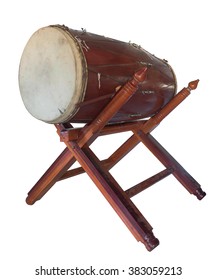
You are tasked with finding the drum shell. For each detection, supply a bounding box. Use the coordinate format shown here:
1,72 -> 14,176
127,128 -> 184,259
63,26 -> 177,123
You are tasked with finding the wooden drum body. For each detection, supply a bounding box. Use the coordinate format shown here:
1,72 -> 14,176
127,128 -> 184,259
19,25 -> 177,124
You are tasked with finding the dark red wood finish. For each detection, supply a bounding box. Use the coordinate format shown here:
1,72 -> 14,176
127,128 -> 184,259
54,25 -> 177,123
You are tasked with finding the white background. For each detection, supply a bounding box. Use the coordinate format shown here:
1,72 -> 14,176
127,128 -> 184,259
1,0 -> 216,279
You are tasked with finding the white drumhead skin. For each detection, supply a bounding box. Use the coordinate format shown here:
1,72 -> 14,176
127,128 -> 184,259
19,26 -> 87,123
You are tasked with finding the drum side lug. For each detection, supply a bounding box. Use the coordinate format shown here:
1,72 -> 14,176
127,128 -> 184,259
142,90 -> 155,95
140,61 -> 152,67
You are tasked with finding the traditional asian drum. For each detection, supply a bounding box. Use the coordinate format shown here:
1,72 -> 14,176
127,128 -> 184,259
19,25 -> 177,124
19,25 -> 206,252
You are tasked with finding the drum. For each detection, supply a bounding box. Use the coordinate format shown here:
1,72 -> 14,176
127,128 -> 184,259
19,25 -> 177,124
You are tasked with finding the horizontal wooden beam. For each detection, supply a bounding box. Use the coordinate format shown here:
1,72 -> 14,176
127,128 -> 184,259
125,168 -> 173,198
59,120 -> 147,141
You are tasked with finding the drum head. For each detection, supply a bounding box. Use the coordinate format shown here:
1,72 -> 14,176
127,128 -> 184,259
19,26 -> 87,123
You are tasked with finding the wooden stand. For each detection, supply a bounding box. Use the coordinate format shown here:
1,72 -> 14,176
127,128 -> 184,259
26,67 -> 206,251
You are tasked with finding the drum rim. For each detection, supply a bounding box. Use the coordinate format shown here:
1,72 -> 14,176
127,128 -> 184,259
51,25 -> 88,123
